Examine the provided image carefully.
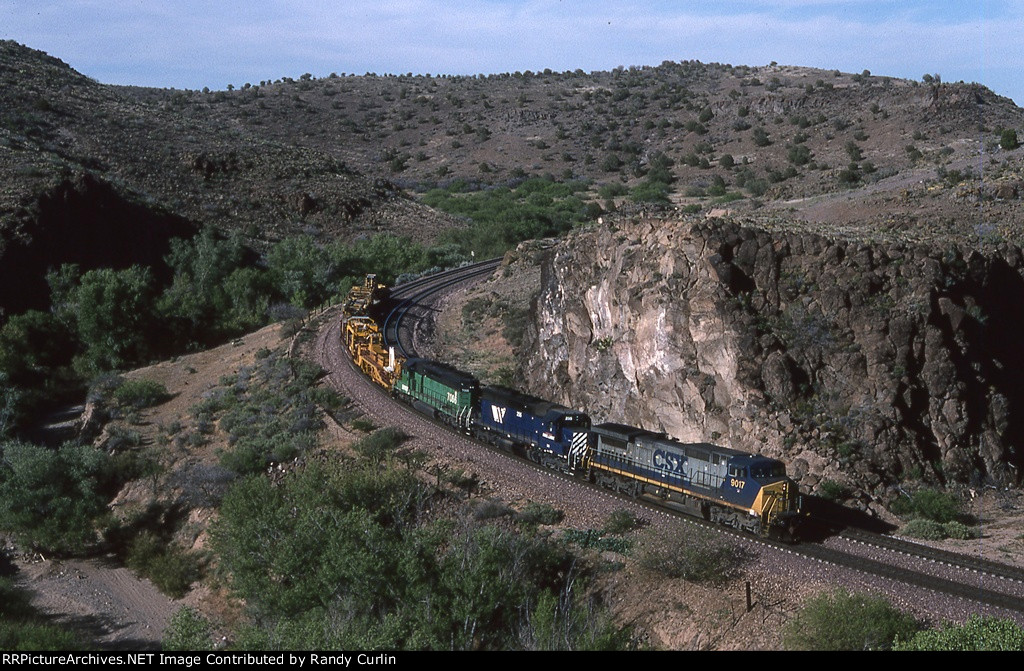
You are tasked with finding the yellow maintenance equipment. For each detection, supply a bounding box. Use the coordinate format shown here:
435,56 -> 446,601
344,315 -> 404,389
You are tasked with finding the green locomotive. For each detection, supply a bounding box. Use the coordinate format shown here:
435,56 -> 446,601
394,358 -> 478,431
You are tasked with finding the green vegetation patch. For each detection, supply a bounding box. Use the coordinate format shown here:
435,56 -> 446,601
0,441 -> 115,555
891,487 -> 966,524
162,606 -> 214,651
899,518 -> 979,541
212,457 -> 630,650
895,615 -> 1024,651
125,531 -> 202,598
0,229 -> 463,437
112,378 -> 170,409
638,527 -> 747,586
421,176 -> 597,258
602,508 -> 644,535
784,588 -> 918,650
517,501 -> 565,527
192,351 -> 329,475
563,529 -> 633,554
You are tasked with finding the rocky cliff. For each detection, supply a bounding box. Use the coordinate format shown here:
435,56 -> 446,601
520,216 -> 1024,501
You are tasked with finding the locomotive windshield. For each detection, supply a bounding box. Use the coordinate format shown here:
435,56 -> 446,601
562,415 -> 588,428
749,462 -> 787,479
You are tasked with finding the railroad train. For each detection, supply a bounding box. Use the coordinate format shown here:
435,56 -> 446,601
342,275 -> 803,539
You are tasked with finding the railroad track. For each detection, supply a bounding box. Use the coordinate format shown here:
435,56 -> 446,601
796,537 -> 1024,614
382,258 -> 501,357
321,262 -> 1024,622
838,527 -> 1024,584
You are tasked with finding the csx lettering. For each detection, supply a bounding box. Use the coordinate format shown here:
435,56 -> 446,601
653,449 -> 684,473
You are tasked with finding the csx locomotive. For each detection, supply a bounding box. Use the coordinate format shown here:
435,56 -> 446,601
342,276 -> 802,537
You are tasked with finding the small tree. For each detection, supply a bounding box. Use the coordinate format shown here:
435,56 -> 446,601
50,265 -> 157,376
1000,128 -> 1019,150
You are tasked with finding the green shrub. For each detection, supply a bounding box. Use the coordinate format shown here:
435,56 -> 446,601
899,518 -> 947,540
1000,129 -> 1019,150
784,589 -> 918,650
838,166 -> 860,186
212,462 -> 628,650
638,528 -> 745,584
891,487 -> 963,524
351,418 -> 376,432
126,531 -> 202,598
424,176 -> 595,258
563,529 -> 632,554
602,509 -> 643,535
309,386 -> 345,410
942,520 -> 978,540
895,615 -> 1024,651
818,480 -> 850,501
352,427 -> 408,462
105,425 -> 143,451
0,442 -> 113,554
597,182 -> 628,199
630,179 -> 672,204
113,378 -> 170,409
473,499 -> 513,520
162,606 -> 213,651
901,518 -> 979,541
787,144 -> 812,165
212,355 -> 326,474
518,502 -> 564,527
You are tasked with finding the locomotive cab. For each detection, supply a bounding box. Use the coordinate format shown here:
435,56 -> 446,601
722,455 -> 801,535
554,413 -> 592,471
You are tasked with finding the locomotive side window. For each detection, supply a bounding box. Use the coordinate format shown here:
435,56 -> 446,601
601,436 -> 627,452
728,465 -> 747,478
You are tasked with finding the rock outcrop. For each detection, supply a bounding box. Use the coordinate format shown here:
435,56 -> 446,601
520,216 -> 1024,499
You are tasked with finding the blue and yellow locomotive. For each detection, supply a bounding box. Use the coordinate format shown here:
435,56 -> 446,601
587,423 -> 801,537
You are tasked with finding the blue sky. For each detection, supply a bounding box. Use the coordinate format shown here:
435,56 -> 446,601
3,1 -> 1021,105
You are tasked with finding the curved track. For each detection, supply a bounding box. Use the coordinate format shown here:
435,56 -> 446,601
383,259 -> 501,357
318,263 -> 1024,622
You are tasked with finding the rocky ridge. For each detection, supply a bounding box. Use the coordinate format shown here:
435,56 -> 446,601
520,215 -> 1024,502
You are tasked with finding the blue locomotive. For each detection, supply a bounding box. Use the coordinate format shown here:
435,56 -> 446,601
475,386 -> 591,472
